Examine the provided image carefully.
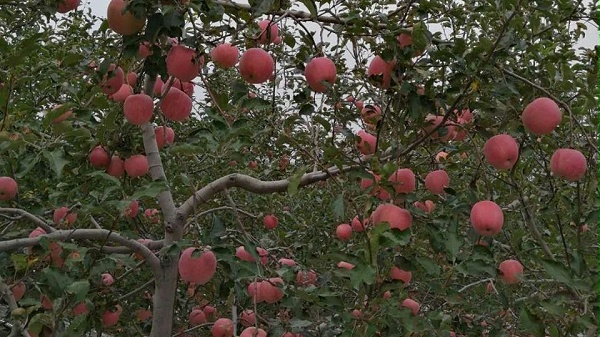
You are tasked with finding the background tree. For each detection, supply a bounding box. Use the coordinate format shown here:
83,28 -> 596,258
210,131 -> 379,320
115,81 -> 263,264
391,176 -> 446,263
0,0 -> 598,337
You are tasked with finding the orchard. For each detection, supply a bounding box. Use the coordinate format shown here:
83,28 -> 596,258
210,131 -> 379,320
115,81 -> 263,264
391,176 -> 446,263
0,0 -> 598,337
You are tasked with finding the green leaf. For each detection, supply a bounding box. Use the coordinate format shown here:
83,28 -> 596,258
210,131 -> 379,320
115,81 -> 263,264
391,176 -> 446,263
287,167 -> 307,195
43,149 -> 69,179
66,281 -> 90,302
416,256 -> 441,276
331,194 -> 345,220
131,180 -> 169,200
519,307 -> 544,337
42,268 -> 73,297
539,259 -> 573,284
87,171 -> 122,187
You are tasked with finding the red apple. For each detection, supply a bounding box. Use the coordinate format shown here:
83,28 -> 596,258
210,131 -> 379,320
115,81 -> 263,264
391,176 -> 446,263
189,309 -> 207,326
470,200 -> 503,237
239,310 -> 256,327
123,200 -> 139,218
100,64 -> 125,95
106,156 -> 125,177
388,168 -> 416,194
367,56 -> 396,89
278,258 -> 296,267
178,247 -> 217,285
101,273 -> 114,286
211,318 -> 234,337
337,261 -> 355,270
110,84 -> 133,102
240,327 -> 266,337
351,216 -> 365,232
0,177 -> 18,201
424,169 -> 450,194
390,267 -> 412,284
305,57 -> 336,92
263,214 -> 278,229
57,0 -> 80,13
401,298 -> 420,315
10,282 -> 25,301
483,134 -> 519,170
210,43 -> 239,68
124,155 -> 149,178
295,270 -> 317,286
89,146 -> 110,168
124,94 -> 154,125
498,259 -> 524,284
257,20 -> 279,44
101,304 -> 122,327
550,148 -> 587,182
522,97 -> 562,135
371,204 -> 412,231
155,126 -> 175,149
336,223 -> 352,240
356,130 -> 377,155
160,87 -> 192,122
166,45 -> 203,82
239,48 -> 274,84
107,0 -> 146,36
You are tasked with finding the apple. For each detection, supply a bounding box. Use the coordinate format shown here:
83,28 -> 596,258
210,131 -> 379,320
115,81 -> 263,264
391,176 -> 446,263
383,290 -> 392,299
53,207 -> 77,226
135,309 -> 152,321
239,310 -> 256,327
57,0 -> 80,13
388,168 -> 416,194
101,64 -> 125,95
424,169 -> 450,194
414,200 -> 435,213
126,72 -> 137,86
106,156 -> 125,177
262,277 -> 284,303
371,203 -> 412,231
337,261 -> 355,270
211,318 -> 234,337
189,309 -> 207,326
360,172 -> 390,200
424,115 -> 455,141
356,130 -> 377,155
155,126 -> 175,149
336,223 -> 353,240
401,298 -> 420,315
72,302 -> 89,316
257,20 -> 279,44
49,242 -> 64,267
435,151 -> 448,162
166,45 -> 203,82
110,84 -> 133,102
522,97 -> 562,135
10,281 -> 25,301
240,327 -> 266,337
41,295 -> 53,310
282,333 -> 303,337
550,148 -> 587,182
29,227 -> 47,238
295,270 -> 317,286
124,94 -> 154,125
235,246 -> 268,264
263,214 -> 278,229
0,176 -> 18,201
124,155 -> 149,178
351,216 -> 365,232
390,267 -> 412,284
397,33 -> 413,48
278,258 -> 296,267
239,48 -> 274,84
160,87 -> 192,121
483,134 -> 519,170
123,200 -> 139,218
351,309 -> 363,319
210,43 -> 239,68
498,259 -> 524,284
101,273 -> 115,286
361,104 -> 382,125
202,305 -> 217,320
89,146 -> 110,168
107,0 -> 146,36
367,56 -> 396,89
470,200 -> 503,237
143,208 -> 160,223
178,247 -> 217,285
305,57 -> 337,92
101,304 -> 122,327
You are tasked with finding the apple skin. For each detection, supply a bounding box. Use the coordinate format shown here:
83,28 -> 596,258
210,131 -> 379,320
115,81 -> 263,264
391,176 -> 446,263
390,267 -> 412,284
106,0 -> 146,36
263,214 -> 278,229
401,298 -> 420,315
498,259 -> 524,284
210,43 -> 239,68
483,134 -> 519,170
305,57 -> 337,92
211,318 -> 234,337
550,148 -> 587,182
424,170 -> 450,195
336,224 -> 353,240
0,176 -> 18,201
470,200 -> 504,237
239,48 -> 274,84
522,97 -> 562,135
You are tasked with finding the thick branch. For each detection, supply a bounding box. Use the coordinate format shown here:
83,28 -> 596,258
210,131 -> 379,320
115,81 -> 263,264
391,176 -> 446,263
178,165 -> 356,219
0,208 -> 55,233
0,229 -> 160,271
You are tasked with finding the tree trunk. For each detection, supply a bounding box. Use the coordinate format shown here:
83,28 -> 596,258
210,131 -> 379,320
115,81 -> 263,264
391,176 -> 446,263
149,256 -> 179,337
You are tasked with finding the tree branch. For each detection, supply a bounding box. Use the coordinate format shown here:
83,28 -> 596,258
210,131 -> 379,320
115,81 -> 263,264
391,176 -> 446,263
0,229 -> 160,271
0,208 -> 55,233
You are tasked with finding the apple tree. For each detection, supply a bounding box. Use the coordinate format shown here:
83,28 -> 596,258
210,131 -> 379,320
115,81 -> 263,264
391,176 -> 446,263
0,0 -> 598,336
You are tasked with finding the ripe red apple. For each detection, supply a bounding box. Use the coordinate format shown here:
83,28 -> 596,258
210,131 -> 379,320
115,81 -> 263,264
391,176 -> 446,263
435,151 -> 448,162
110,84 -> 133,102
296,270 -> 317,286
166,45 -> 203,82
262,277 -> 284,303
11,282 -> 25,301
106,156 -> 125,177
257,20 -> 279,44
124,154 -> 149,178
414,200 -> 435,213
53,207 -> 77,226
135,308 -> 152,321
397,33 -> 412,48
351,216 -> 365,232
263,214 -> 278,229
367,56 -> 396,89
139,41 -> 152,58
178,247 -> 217,285
202,305 -> 217,320
211,318 -> 234,337
390,267 -> 412,284
29,227 -> 47,238
101,304 -> 122,327
247,281 -> 265,302
57,0 -> 80,13
550,148 -> 587,182
278,258 -> 296,267
424,169 -> 450,195
239,48 -> 274,84
126,71 -> 137,86
160,87 -> 192,121
351,309 -> 363,319
360,172 -> 390,200
41,295 -> 53,310
49,242 -> 64,267
383,290 -> 392,299
101,273 -> 114,286
143,208 -> 160,223
0,176 -> 18,201
470,200 -> 503,237
101,64 -> 125,95
155,126 -> 175,149
401,298 -> 420,315
283,332 -> 303,337
107,0 -> 146,36
123,94 -> 154,125
498,259 -> 524,284
89,146 -> 110,168
72,302 -> 89,316
424,115 -> 455,141
305,57 -> 337,92
123,200 -> 139,218
239,310 -> 256,327
337,261 -> 355,270
371,204 -> 412,231
388,168 -> 416,194
483,134 -> 519,170
336,223 -> 353,241
522,97 -> 562,135
356,130 -> 377,155
210,43 -> 239,68
235,246 -> 268,264
189,309 -> 207,326
240,327 -> 266,337
361,104 -> 382,125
